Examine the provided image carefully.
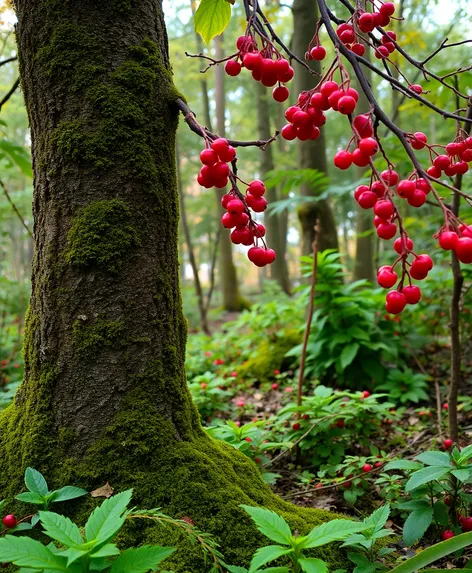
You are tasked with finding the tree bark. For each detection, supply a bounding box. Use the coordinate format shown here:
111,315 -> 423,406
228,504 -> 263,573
1,2 -> 340,571
292,0 -> 338,255
213,35 -> 244,311
255,81 -> 291,293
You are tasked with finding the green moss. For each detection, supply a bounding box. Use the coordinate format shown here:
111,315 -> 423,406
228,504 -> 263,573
238,329 -> 300,384
73,317 -> 125,356
65,199 -> 139,273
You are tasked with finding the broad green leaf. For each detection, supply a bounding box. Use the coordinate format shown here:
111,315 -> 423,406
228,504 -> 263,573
340,343 -> 359,370
25,468 -> 49,496
241,505 -> 292,545
301,520 -> 368,549
405,466 -> 451,492
62,547 -> 88,567
383,460 -> 423,472
415,452 -> 452,467
194,0 -> 231,44
0,535 -> 67,570
389,531 -> 472,573
458,445 -> 472,461
224,567 -> 247,573
49,486 -> 88,503
248,545 -> 293,573
109,546 -> 175,573
90,544 -> 121,558
85,490 -> 133,547
452,468 -> 472,482
39,511 -> 83,548
11,523 -> 33,532
403,503 -> 433,546
364,504 -> 390,531
299,558 -> 329,573
16,491 -> 46,505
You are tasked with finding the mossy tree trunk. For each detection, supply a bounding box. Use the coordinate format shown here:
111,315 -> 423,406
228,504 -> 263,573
1,1 -> 345,571
292,0 -> 339,255
255,81 -> 291,294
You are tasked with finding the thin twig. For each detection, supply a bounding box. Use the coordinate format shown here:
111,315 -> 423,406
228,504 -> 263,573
0,178 -> 33,238
0,78 -> 20,111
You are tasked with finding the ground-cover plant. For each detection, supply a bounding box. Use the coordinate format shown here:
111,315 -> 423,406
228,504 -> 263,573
377,368 -> 430,404
382,444 -> 472,546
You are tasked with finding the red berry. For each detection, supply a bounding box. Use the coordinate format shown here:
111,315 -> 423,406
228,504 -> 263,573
456,161 -> 469,175
433,154 -> 451,170
442,530 -> 454,540
456,237 -> 472,264
381,169 -> 399,186
383,42 -> 396,54
439,231 -> 458,251
226,199 -> 245,215
374,200 -> 394,220
358,191 -> 378,209
353,114 -> 373,138
461,517 -> 472,532
380,2 -> 396,16
231,227 -> 252,245
337,95 -> 357,115
225,60 -> 242,77
310,46 -> 326,60
271,383 -> 278,390
386,290 -> 407,314
402,285 -> 421,305
371,181 -> 387,198
2,515 -> 17,529
410,84 -> 423,94
292,422 -> 301,431
426,165 -> 441,178
377,267 -> 398,289
358,12 -> 375,33
281,124 -> 297,141
328,89 -> 344,110
394,236 -> 414,254
377,222 -> 397,240
320,80 -> 339,97
244,437 -> 252,442
375,46 -> 389,59
273,86 -> 289,102
396,180 -> 415,199
407,189 -> 427,208
363,463 -> 373,472
278,66 -> 294,83
248,180 -> 266,197
334,150 -> 353,170
243,51 -> 262,71
274,58 -> 290,77
416,178 -> 431,193
218,145 -> 236,163
410,132 -> 427,150
359,137 -> 379,156
200,148 -> 218,166
443,438 -> 453,449
200,382 -> 207,389
351,148 -> 370,167
310,92 -> 330,110
246,192 -> 267,212
351,43 -> 366,56
362,390 -> 370,398
336,419 -> 345,428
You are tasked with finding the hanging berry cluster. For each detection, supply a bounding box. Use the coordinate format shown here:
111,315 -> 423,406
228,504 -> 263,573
197,136 -> 275,267
225,34 -> 294,103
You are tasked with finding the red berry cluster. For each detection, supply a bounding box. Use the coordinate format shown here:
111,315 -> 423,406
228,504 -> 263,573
197,136 -> 276,268
281,81 -> 359,142
225,35 -> 293,103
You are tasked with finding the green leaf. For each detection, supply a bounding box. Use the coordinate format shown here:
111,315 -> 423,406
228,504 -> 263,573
39,511 -> 83,548
415,452 -> 452,467
194,0 -> 231,44
62,547 -> 88,567
109,546 -> 175,573
383,460 -> 423,472
403,503 -> 433,546
405,466 -> 451,492
241,505 -> 292,545
85,489 -> 133,547
90,544 -> 121,558
340,343 -> 360,370
0,535 -> 67,570
301,520 -> 368,549
299,558 -> 329,573
248,545 -> 293,573
364,504 -> 390,531
24,468 -> 49,496
49,486 -> 88,503
452,468 -> 472,482
389,531 -> 472,573
15,492 -> 46,505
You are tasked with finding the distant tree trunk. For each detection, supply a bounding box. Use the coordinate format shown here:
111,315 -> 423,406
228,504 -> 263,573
1,2 -> 340,571
353,40 -> 374,282
190,0 -> 213,131
292,0 -> 338,255
214,35 -> 243,311
176,141 -> 211,335
274,102 -> 290,260
255,81 -> 291,293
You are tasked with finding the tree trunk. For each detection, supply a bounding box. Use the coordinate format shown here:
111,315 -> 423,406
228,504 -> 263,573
255,81 -> 291,293
1,2 -> 342,571
213,35 -> 244,311
292,0 -> 338,255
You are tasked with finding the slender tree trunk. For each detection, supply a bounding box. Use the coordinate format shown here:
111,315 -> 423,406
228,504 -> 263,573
274,101 -> 290,260
190,0 -> 213,131
176,140 -> 211,335
255,81 -> 290,293
292,0 -> 338,255
214,35 -> 243,311
1,3 -> 339,570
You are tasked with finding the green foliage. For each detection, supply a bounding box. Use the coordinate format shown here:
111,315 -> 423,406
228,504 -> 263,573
0,489 -> 175,572
194,0 -> 232,44
377,368 -> 430,404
